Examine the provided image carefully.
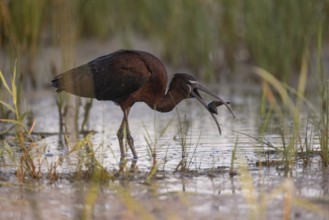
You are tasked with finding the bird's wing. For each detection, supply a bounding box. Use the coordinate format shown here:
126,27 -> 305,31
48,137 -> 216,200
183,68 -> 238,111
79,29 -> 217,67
52,64 -> 96,98
90,51 -> 151,101
52,50 -> 152,101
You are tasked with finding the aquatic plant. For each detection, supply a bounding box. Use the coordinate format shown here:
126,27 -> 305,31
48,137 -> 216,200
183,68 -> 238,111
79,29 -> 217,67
315,27 -> 329,167
143,111 -> 174,181
174,109 -> 190,171
2,1 -> 328,84
0,67 -> 111,181
229,136 -> 238,176
252,33 -> 329,167
0,0 -> 46,88
242,0 -> 324,81
0,67 -> 26,136
254,67 -> 299,165
250,46 -> 311,163
0,67 -> 41,180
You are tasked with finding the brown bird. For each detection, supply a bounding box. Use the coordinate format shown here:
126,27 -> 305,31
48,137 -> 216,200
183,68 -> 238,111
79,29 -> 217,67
51,49 -> 234,160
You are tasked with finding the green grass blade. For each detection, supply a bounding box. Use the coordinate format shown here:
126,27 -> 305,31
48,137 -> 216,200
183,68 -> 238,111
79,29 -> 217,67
0,100 -> 16,113
0,118 -> 25,126
297,48 -> 309,106
11,65 -> 18,112
68,132 -> 95,154
254,66 -> 296,114
0,70 -> 12,96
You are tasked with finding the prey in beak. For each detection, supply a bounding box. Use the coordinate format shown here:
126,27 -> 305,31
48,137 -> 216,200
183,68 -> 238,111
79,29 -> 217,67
208,100 -> 230,115
178,73 -> 235,134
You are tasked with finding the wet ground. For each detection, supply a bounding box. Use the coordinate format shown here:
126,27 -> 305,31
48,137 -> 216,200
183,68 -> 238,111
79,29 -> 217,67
1,78 -> 329,220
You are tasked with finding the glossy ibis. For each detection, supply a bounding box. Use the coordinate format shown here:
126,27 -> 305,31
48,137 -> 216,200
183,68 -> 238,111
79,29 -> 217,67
51,49 -> 234,160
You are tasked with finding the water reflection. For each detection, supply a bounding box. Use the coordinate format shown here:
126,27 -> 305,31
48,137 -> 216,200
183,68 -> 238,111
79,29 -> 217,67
27,82 -> 327,186
1,82 -> 328,219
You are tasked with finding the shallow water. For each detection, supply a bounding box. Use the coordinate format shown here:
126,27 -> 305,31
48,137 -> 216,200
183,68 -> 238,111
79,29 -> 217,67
1,77 -> 329,219
30,81 -> 261,172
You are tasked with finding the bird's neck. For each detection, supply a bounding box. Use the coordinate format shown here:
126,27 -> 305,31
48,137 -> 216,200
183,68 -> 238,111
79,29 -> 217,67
147,89 -> 188,113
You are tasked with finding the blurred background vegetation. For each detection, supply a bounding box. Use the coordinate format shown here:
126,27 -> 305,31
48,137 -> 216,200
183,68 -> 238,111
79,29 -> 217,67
0,0 -> 328,88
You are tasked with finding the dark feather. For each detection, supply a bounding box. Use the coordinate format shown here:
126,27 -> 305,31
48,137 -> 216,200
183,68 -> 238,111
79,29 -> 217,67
51,50 -> 151,102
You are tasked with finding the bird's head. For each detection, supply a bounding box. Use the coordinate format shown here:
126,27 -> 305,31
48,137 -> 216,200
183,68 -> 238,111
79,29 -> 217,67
171,73 -> 235,134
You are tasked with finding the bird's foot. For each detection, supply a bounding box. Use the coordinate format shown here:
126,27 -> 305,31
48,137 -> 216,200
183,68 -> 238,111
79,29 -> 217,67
119,156 -> 128,172
118,156 -> 139,172
132,156 -> 138,161
130,160 -> 138,172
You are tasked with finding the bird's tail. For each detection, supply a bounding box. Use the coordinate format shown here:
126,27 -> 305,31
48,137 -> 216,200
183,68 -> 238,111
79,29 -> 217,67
51,75 -> 63,93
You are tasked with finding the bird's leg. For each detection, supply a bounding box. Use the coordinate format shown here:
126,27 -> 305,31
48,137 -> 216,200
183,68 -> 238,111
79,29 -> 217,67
123,110 -> 138,160
127,130 -> 138,159
117,118 -> 126,159
117,108 -> 138,161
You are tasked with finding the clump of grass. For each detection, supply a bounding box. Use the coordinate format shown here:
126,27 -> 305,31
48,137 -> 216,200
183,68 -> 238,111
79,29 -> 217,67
0,67 -> 42,180
186,130 -> 202,170
174,110 -> 191,171
243,0 -> 325,82
76,0 -> 112,39
318,88 -> 329,167
0,0 -> 46,88
0,67 -> 26,138
62,132 -> 112,181
49,132 -> 113,182
173,105 -> 205,171
0,67 -> 48,181
229,136 -> 238,177
51,0 -> 81,142
253,36 -> 329,168
0,66 -> 106,181
315,27 -> 329,167
143,111 -> 173,181
3,1 -> 328,84
252,47 -> 313,165
161,0 -> 214,80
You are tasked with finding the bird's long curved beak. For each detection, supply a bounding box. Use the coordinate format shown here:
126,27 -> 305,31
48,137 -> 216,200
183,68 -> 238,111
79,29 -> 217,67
190,83 -> 235,135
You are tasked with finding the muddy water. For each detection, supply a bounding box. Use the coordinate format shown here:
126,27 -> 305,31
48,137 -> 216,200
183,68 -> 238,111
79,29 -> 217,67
1,79 -> 329,219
